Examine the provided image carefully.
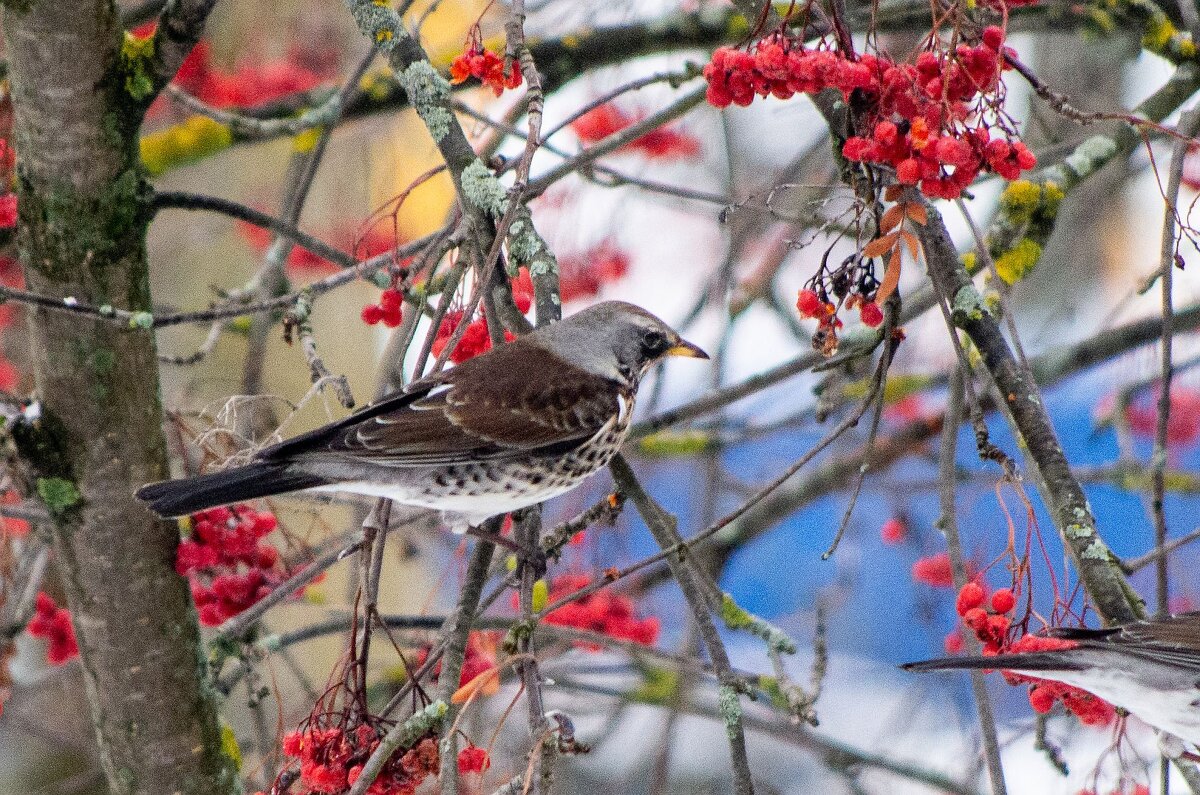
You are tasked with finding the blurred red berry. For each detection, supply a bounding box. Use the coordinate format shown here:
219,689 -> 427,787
880,517 -> 907,545
912,552 -> 954,587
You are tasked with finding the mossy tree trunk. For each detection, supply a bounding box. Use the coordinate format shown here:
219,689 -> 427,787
2,1 -> 237,793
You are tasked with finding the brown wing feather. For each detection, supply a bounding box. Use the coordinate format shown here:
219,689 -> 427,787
263,338 -> 621,468
1047,613 -> 1200,671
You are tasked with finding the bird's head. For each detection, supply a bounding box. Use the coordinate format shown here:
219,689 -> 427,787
533,300 -> 708,387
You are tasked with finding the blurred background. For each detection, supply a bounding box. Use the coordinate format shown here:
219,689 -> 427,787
2,0 -> 1199,792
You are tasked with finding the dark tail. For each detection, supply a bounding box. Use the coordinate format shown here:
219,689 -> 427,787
902,652 -> 1087,674
135,462 -> 329,517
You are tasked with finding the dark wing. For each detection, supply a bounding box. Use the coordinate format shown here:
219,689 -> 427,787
1049,613 -> 1200,671
258,338 -> 621,468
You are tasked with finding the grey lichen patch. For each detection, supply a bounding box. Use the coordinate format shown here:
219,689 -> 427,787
1082,540 -> 1110,561
461,159 -> 507,217
717,684 -> 743,741
345,0 -> 406,53
1058,135 -> 1119,184
399,61 -> 452,142
951,284 -> 990,324
1065,523 -> 1094,540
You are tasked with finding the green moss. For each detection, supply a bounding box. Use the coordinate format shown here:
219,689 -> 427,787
16,166 -> 151,292
37,477 -> 81,516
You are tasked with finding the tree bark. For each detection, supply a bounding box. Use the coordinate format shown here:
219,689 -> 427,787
3,1 -> 238,792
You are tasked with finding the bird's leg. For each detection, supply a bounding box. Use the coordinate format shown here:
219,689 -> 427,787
462,523 -> 522,553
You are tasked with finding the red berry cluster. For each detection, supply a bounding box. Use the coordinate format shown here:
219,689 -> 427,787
1125,387 -> 1200,448
281,723 -> 439,795
954,581 -> 1014,653
703,27 -> 1036,199
361,287 -> 404,327
536,574 -> 660,648
797,288 -> 881,329
149,34 -> 331,116
952,581 -> 1115,726
176,504 -> 306,627
431,311 -> 517,364
457,745 -> 491,775
558,242 -> 631,304
1001,634 -> 1115,725
417,630 -> 499,689
427,273 -> 532,362
239,218 -> 400,275
27,592 -> 79,665
571,103 -> 701,159
449,47 -> 522,96
0,139 -> 17,230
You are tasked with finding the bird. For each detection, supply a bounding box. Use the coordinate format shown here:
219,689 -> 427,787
136,301 -> 708,530
903,613 -> 1200,748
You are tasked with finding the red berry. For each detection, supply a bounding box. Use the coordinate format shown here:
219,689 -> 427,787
955,582 -> 985,616
880,517 -> 907,545
796,289 -> 822,318
963,606 -> 988,632
360,304 -> 383,325
982,26 -> 1005,51
860,302 -> 884,327
990,588 -> 1016,614
379,288 -> 402,310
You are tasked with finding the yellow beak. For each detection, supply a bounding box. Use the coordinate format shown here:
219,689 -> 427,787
666,339 -> 709,359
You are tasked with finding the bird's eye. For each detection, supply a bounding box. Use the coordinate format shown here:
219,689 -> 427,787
641,329 -> 669,355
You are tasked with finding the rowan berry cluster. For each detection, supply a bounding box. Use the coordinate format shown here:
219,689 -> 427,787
538,574 -> 660,647
416,630 -> 499,690
571,103 -> 701,159
429,274 -> 532,362
0,139 -> 15,229
795,249 -> 885,351
450,46 -> 521,96
240,218 -> 397,274
1124,387 -> 1200,447
703,27 -> 1036,199
280,723 -> 439,795
1001,634 -> 1115,725
558,242 -> 631,304
175,504 -> 306,627
361,287 -> 404,327
954,581 -> 1014,653
952,581 -> 1115,725
26,592 -> 79,665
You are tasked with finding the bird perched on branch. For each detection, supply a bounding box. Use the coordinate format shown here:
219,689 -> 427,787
903,613 -> 1200,748
137,301 -> 707,531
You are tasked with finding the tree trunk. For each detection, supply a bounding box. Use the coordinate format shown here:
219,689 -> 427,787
3,1 -> 237,792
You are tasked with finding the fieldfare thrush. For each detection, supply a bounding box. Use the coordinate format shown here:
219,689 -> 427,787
904,612 -> 1200,747
137,301 -> 707,530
